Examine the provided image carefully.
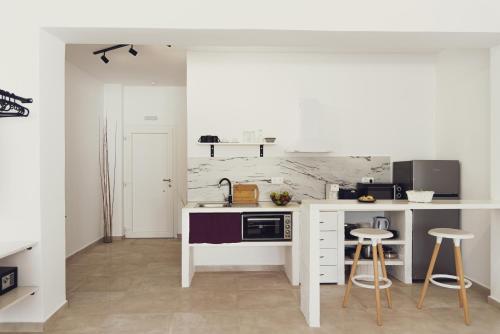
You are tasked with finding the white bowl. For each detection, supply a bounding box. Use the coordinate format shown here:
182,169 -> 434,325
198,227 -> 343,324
406,190 -> 434,203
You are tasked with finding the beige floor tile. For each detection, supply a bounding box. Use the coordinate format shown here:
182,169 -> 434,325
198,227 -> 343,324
43,239 -> 500,334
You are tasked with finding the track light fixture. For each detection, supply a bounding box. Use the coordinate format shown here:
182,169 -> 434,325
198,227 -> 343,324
93,44 -> 138,64
100,53 -> 109,64
129,45 -> 138,56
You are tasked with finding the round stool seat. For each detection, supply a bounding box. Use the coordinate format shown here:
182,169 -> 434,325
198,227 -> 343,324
352,274 -> 392,290
350,228 -> 393,240
430,274 -> 472,290
428,228 -> 474,240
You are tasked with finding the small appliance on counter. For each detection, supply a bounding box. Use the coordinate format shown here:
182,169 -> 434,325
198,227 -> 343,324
356,183 -> 402,200
198,135 -> 220,143
241,212 -> 292,241
338,188 -> 358,199
373,216 -> 390,230
0,267 -> 18,295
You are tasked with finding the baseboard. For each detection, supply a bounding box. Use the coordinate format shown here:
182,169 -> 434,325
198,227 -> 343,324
66,237 -> 103,259
195,265 -> 284,272
488,295 -> 500,309
0,322 -> 44,333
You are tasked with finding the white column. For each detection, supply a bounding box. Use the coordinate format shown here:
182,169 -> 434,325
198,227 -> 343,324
489,46 -> 500,303
300,204 -> 320,327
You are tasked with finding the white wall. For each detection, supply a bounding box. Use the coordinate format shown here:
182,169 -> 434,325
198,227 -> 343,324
434,50 -> 491,287
490,47 -> 500,301
65,62 -> 104,257
187,52 -> 436,160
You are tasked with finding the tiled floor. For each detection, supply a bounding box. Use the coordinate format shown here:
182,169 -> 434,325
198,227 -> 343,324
42,239 -> 500,333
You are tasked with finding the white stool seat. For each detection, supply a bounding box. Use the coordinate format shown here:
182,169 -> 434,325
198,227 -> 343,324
428,228 -> 474,240
351,228 -> 393,240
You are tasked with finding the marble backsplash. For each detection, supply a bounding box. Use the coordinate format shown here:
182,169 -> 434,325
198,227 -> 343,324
188,156 -> 391,202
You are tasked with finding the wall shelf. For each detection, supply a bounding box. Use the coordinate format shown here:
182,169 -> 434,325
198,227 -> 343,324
0,286 -> 38,312
198,142 -> 276,157
0,241 -> 36,260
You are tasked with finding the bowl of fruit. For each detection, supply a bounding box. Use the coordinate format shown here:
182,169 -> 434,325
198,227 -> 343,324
270,191 -> 292,206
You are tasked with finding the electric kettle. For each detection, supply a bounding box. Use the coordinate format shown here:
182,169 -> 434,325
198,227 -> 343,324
373,216 -> 390,230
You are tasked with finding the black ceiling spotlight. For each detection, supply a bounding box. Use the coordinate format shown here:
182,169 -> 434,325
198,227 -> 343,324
93,44 -> 138,64
129,45 -> 138,56
100,52 -> 109,64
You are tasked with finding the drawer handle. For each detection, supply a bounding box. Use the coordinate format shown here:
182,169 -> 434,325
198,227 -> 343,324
320,274 -> 325,276
320,256 -> 325,258
320,221 -> 325,224
320,238 -> 325,241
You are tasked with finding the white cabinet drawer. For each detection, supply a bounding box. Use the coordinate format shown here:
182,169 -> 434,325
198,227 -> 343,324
320,248 -> 338,265
319,211 -> 338,231
320,265 -> 338,283
319,231 -> 338,248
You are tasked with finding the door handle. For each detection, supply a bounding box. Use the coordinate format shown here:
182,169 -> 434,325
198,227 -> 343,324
162,178 -> 172,182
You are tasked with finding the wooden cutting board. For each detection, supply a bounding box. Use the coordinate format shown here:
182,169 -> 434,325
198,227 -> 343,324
233,184 -> 259,204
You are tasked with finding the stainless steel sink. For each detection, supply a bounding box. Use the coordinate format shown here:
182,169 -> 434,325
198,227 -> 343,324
196,203 -> 230,208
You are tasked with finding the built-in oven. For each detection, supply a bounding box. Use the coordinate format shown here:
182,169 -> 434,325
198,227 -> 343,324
241,212 -> 292,241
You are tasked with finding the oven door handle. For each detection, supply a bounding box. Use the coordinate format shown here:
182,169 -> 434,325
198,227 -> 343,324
246,218 -> 281,222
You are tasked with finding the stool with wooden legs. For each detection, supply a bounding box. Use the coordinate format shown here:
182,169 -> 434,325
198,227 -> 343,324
416,228 -> 474,325
342,228 -> 394,326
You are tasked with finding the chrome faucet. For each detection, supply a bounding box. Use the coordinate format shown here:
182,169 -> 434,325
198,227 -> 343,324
218,178 -> 232,206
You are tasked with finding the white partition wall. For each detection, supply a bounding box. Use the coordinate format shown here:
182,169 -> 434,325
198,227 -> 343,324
490,46 -> 500,304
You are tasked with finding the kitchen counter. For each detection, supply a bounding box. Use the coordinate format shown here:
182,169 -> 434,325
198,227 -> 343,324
183,201 -> 301,212
182,201 -> 300,288
302,199 -> 500,210
300,199 -> 500,327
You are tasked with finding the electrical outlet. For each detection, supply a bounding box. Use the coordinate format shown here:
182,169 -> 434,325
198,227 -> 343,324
271,177 -> 284,185
361,177 -> 374,184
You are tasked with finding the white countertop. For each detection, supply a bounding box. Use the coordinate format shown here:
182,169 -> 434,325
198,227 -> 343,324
183,201 -> 301,213
302,199 -> 500,210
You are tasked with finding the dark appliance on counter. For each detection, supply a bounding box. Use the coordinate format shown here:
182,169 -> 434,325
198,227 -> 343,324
356,183 -> 402,200
241,212 -> 292,241
0,267 -> 18,295
198,135 -> 220,143
393,160 -> 460,281
338,188 -> 358,199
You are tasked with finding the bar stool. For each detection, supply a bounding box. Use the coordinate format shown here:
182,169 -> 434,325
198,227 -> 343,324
417,228 -> 474,325
342,228 -> 394,326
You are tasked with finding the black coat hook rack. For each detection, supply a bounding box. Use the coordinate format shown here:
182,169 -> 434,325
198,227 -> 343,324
0,89 -> 32,118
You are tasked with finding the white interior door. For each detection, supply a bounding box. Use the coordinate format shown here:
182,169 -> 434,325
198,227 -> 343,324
126,130 -> 174,238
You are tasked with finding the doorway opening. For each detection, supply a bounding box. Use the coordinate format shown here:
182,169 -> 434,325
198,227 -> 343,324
64,43 -> 187,257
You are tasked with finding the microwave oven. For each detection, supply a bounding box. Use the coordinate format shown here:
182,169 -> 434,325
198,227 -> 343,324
356,183 -> 403,200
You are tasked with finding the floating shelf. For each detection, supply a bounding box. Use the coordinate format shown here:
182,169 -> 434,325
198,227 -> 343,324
285,149 -> 332,153
198,142 -> 276,157
0,241 -> 36,260
344,257 -> 404,266
190,241 -> 292,247
344,239 -> 406,246
0,286 -> 38,311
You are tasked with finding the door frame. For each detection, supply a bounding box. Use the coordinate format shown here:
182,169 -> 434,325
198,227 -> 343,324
123,125 -> 176,238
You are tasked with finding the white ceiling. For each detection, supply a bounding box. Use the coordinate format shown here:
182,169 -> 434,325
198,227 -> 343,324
64,29 -> 500,85
66,44 -> 186,86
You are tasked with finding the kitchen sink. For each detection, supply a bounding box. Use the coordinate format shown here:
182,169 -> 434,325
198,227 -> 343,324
196,203 -> 230,208
196,202 -> 260,208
